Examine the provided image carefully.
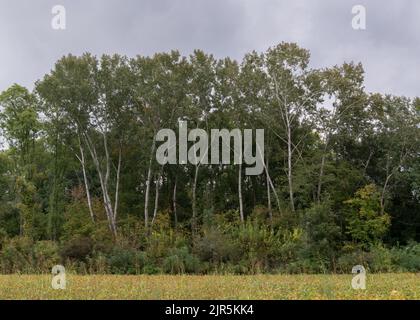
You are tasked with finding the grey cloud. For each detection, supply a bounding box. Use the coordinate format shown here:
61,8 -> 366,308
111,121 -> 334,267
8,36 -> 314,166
0,0 -> 418,97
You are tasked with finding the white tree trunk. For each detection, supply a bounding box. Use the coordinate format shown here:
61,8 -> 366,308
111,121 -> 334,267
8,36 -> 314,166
113,145 -> 122,223
286,119 -> 295,212
257,142 -> 281,213
192,164 -> 199,233
76,137 -> 95,223
152,165 -> 164,225
144,138 -> 156,228
238,162 -> 244,223
317,152 -> 326,203
83,132 -> 117,237
173,177 -> 178,227
266,157 -> 273,224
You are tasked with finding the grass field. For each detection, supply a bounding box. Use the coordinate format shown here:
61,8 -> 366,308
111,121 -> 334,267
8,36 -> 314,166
0,274 -> 419,300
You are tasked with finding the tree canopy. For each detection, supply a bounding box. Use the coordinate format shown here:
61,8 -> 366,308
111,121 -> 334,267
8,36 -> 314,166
0,43 -> 419,274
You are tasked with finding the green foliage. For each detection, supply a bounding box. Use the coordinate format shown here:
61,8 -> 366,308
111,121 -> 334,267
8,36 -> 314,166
391,242 -> 420,272
33,240 -> 60,271
195,227 -> 236,264
0,84 -> 39,152
60,237 -> 94,262
344,184 -> 391,247
336,244 -> 394,273
163,247 -> 200,274
0,44 -> 419,275
0,237 -> 58,273
107,247 -> 146,274
61,199 -> 96,240
231,219 -> 305,274
298,202 -> 341,272
0,237 -> 34,273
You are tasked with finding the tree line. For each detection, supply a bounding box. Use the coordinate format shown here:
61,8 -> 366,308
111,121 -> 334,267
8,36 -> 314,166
0,42 -> 419,274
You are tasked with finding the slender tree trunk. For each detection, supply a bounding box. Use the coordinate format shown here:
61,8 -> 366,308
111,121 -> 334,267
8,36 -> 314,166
99,170 -> 117,236
83,133 -> 117,237
97,163 -> 116,235
192,164 -> 199,234
380,155 -> 392,216
113,145 -> 122,223
144,138 -> 156,229
103,132 -> 118,235
191,121 -> 202,235
152,165 -> 164,225
317,152 -> 326,203
102,131 -> 117,237
380,149 -> 409,215
151,175 -> 160,225
266,157 -> 273,225
173,177 -> 178,228
48,130 -> 59,240
286,123 -> 295,212
238,162 -> 244,223
317,137 -> 331,203
77,137 -> 95,223
257,141 -> 281,213
362,150 -> 374,177
381,173 -> 393,215
268,172 -> 281,211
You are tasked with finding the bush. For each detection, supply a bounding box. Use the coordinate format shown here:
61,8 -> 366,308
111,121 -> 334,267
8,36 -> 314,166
60,236 -> 94,262
0,228 -> 7,248
336,244 -> 394,273
61,198 -> 101,241
163,246 -> 200,274
0,236 -> 34,273
194,227 -> 236,264
344,184 -> 391,248
391,242 -> 420,272
107,247 -> 146,274
87,252 -> 109,274
299,202 -> 341,272
233,220 -> 304,273
368,244 -> 394,272
33,240 -> 60,272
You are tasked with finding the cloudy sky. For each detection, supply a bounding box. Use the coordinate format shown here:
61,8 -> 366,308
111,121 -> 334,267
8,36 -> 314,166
0,0 -> 419,97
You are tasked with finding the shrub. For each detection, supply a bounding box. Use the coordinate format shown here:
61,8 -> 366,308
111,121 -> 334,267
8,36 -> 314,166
391,242 -> 420,272
232,220 -> 304,273
87,252 -> 109,274
368,244 -> 394,272
336,244 -> 394,273
0,228 -> 7,248
0,236 -> 34,273
344,184 -> 391,248
107,247 -> 146,274
194,227 -> 236,264
33,240 -> 60,272
299,202 -> 341,272
60,236 -> 94,262
163,246 -> 200,274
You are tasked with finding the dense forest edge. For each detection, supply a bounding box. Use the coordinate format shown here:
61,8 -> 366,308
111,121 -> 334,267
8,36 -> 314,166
0,42 -> 419,274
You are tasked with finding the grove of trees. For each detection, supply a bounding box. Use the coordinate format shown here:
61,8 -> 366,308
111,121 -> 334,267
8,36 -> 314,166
0,43 -> 419,274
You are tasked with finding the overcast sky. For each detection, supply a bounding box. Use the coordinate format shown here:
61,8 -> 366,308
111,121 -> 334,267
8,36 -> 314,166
0,0 -> 419,97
